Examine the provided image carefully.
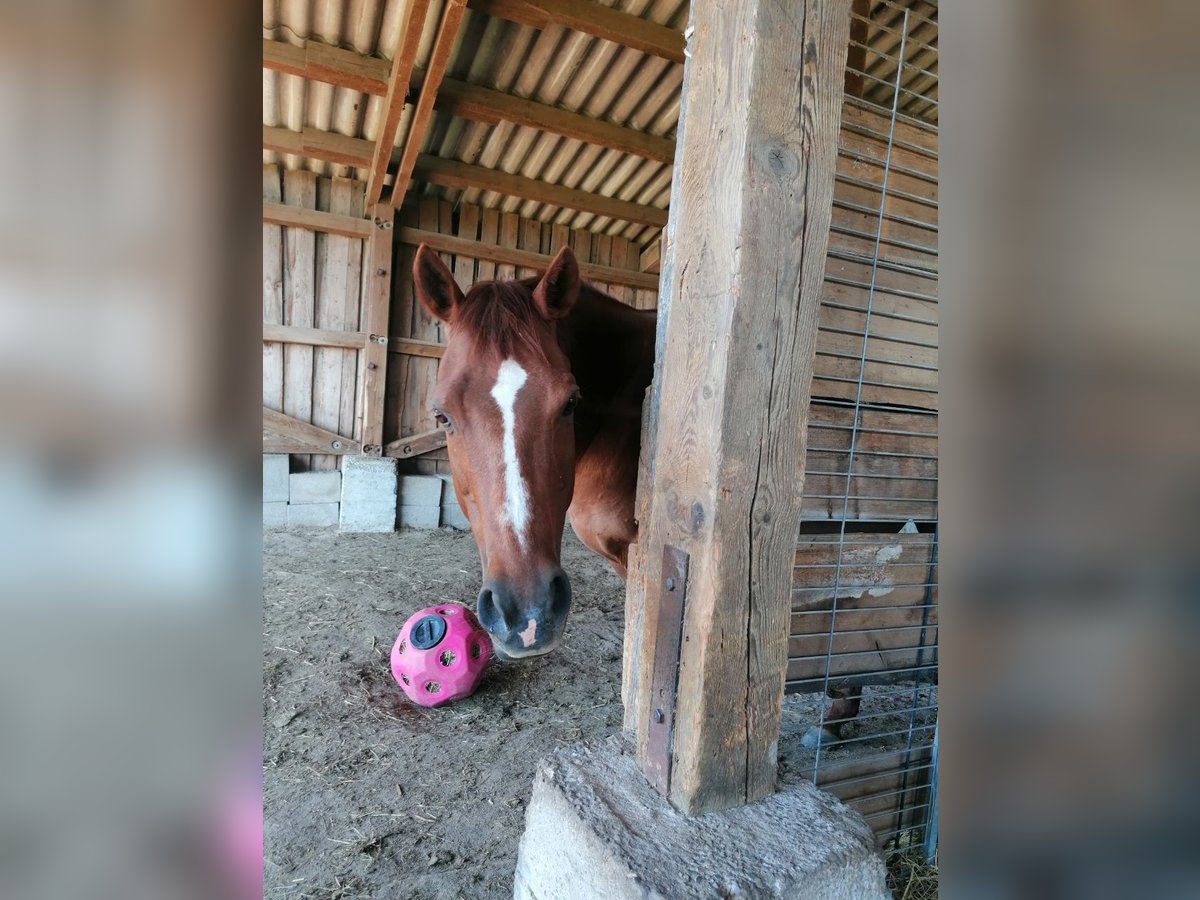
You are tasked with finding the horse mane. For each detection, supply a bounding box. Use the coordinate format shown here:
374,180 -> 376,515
452,278 -> 551,362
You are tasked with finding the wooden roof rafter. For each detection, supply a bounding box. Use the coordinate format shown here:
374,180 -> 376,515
387,0 -> 470,209
365,0 -> 434,207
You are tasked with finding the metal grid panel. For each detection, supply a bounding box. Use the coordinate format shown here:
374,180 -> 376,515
789,1 -> 938,855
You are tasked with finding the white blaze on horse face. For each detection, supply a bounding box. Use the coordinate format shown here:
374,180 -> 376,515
490,359 -> 530,547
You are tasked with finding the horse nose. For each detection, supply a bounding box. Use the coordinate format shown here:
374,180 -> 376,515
547,568 -> 571,621
477,582 -> 518,635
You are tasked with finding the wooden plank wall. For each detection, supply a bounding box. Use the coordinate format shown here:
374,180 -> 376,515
263,164 -> 367,471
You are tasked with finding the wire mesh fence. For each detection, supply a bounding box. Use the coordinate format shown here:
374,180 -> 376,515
788,0 -> 938,858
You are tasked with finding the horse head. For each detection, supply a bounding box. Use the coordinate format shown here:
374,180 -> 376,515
413,244 -> 581,658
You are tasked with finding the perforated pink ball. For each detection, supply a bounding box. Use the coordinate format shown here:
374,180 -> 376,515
391,603 -> 492,707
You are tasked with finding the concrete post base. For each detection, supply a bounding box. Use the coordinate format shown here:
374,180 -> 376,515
514,736 -> 888,900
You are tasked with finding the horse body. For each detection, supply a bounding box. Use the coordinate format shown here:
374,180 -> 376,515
412,244 -> 654,658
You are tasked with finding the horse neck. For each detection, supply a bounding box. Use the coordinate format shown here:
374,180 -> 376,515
557,284 -> 656,409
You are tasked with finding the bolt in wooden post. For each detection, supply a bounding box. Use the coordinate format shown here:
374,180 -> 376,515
629,0 -> 851,814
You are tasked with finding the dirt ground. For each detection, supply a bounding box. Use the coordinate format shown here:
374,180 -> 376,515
264,527 -> 928,899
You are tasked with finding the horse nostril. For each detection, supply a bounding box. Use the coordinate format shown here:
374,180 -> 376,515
477,585 -> 516,633
547,571 -> 572,620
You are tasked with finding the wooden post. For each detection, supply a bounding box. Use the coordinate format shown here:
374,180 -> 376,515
628,0 -> 851,815
359,204 -> 394,455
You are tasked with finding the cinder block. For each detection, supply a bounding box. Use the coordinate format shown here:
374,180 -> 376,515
339,456 -> 398,533
441,503 -> 470,531
399,506 -> 441,530
263,501 -> 288,527
263,454 -> 289,502
287,502 -> 339,528
399,475 -> 443,508
514,735 -> 889,900
289,471 -> 341,504
436,473 -> 457,505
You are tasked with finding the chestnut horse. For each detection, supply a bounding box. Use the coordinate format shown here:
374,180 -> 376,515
412,244 -> 655,658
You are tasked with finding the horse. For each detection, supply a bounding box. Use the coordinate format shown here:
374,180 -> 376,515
411,244 -> 655,659
411,243 -> 872,743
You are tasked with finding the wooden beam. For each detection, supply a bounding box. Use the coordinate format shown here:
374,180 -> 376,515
429,74 -> 676,164
396,226 -> 659,291
639,238 -> 661,274
263,126 -> 374,168
262,202 -> 372,239
359,205 -> 395,454
365,0 -> 433,206
261,38 -> 390,95
411,156 -> 669,228
467,0 -> 685,63
845,0 -> 871,98
387,337 -> 446,359
383,429 -> 448,458
629,0 -> 851,814
263,407 -> 360,454
388,0 -> 470,207
262,323 -> 369,349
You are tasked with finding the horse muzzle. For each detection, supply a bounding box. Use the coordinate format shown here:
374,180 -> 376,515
476,568 -> 572,658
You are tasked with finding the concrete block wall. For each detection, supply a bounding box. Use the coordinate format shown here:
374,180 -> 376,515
263,456 -> 343,528
262,456 -> 473,532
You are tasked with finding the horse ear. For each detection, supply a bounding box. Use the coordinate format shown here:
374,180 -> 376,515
533,245 -> 579,320
413,244 -> 464,323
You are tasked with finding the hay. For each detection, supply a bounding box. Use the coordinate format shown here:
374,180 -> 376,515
886,851 -> 938,900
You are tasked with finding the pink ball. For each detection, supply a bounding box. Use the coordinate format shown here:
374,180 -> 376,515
391,603 -> 492,707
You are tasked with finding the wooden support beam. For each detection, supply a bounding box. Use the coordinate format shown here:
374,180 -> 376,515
263,407 -> 361,454
411,156 -> 669,228
639,238 -> 661,274
396,226 -> 659,290
261,202 -> 373,239
262,323 -> 370,349
359,205 -> 395,454
628,0 -> 851,814
387,337 -> 446,359
467,0 -> 685,63
383,429 -> 447,458
263,126 -> 374,168
388,0 -> 470,207
430,75 -> 676,164
365,0 -> 433,206
264,35 -> 675,163
261,38 -> 390,95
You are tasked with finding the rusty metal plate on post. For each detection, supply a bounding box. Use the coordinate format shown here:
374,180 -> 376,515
644,544 -> 689,796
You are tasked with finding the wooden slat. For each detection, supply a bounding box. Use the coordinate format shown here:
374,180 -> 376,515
263,126 -> 375,169
396,226 -> 659,291
263,408 -> 360,454
262,201 -> 372,239
630,0 -> 850,814
412,155 -> 669,228
385,205 -> 420,445
477,209 -> 500,281
467,0 -> 685,63
262,323 -> 368,349
263,166 -> 284,412
341,183 -> 366,442
312,177 -> 356,471
360,205 -> 394,453
282,170 -> 317,469
639,238 -> 661,274
261,38 -> 390,95
496,212 -> 519,281
365,0 -> 433,206
389,0 -> 469,207
388,337 -> 445,359
383,428 -> 447,458
430,75 -> 676,163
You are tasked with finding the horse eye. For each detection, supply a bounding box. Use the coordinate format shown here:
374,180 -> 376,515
433,410 -> 453,432
562,394 -> 579,418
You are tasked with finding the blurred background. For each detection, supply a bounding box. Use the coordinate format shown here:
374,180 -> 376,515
0,0 -> 1195,897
